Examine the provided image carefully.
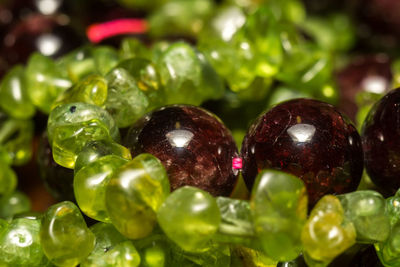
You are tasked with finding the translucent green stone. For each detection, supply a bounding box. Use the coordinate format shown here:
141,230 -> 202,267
47,102 -> 119,168
157,186 -> 220,252
57,46 -> 96,82
74,155 -> 129,222
26,53 -> 72,114
214,197 -> 254,246
74,140 -> 131,174
105,67 -> 150,128
82,222 -> 128,267
0,65 -> 35,119
52,74 -> 108,110
0,218 -> 49,266
301,195 -> 356,265
92,46 -> 120,76
250,169 -> 307,261
140,241 -> 167,267
148,0 -> 214,38
0,114 -> 34,165
40,201 -> 95,267
106,153 -> 170,239
0,161 -> 17,198
0,191 -> 31,220
338,190 -> 390,243
99,241 -> 141,267
375,223 -> 400,267
116,58 -> 166,108
119,38 -> 150,60
385,189 -> 400,226
230,245 -> 277,267
156,42 -> 224,105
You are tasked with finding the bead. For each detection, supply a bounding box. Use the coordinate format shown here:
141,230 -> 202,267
106,153 -> 170,239
47,102 -> 119,168
124,105 -> 239,196
82,222 -> 127,267
52,74 -> 108,110
301,195 -> 356,265
0,161 -> 17,198
92,46 -> 120,76
101,241 -> 141,267
362,88 -> 400,194
0,113 -> 34,165
37,132 -> 75,201
57,46 -> 96,82
375,223 -> 400,267
241,98 -> 363,206
250,169 -> 307,261
119,38 -> 150,60
157,186 -> 221,252
155,42 -> 224,105
0,218 -> 49,266
25,53 -> 72,114
0,191 -> 31,220
338,190 -> 390,243
74,155 -> 129,222
74,140 -> 131,174
116,58 -> 166,109
105,67 -> 151,128
40,201 -> 95,267
0,65 -> 35,119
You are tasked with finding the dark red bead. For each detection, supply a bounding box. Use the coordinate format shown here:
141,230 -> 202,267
241,98 -> 363,206
123,105 -> 239,197
362,88 -> 400,194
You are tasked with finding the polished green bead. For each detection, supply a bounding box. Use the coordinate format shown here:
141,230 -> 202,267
74,140 -> 131,174
106,153 -> 170,239
105,67 -> 150,128
74,155 -> 129,222
57,46 -> 96,82
99,241 -> 141,267
47,102 -> 119,168
92,46 -> 120,76
26,53 -> 72,113
250,169 -> 307,261
119,38 -> 151,60
0,218 -> 49,266
301,195 -> 356,265
385,189 -> 400,226
157,186 -> 220,252
375,222 -> 400,267
338,190 -> 390,243
81,222 -> 127,267
216,197 -> 254,240
0,65 -> 35,119
141,241 -> 167,267
156,42 -> 224,105
0,161 -> 17,198
0,114 -> 34,165
0,191 -> 31,220
52,74 -> 108,110
40,201 -> 95,267
230,245 -> 277,267
116,58 -> 166,108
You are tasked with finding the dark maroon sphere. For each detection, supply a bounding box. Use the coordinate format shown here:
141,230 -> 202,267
362,88 -> 400,194
241,98 -> 364,206
123,105 -> 239,197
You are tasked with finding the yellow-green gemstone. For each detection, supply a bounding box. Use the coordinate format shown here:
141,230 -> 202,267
74,155 -> 129,222
106,153 -> 170,239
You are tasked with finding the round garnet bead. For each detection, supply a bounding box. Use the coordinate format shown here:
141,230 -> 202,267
241,98 -> 363,206
123,105 -> 239,197
362,88 -> 400,194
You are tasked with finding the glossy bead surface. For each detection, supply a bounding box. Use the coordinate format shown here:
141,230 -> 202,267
157,186 -> 221,252
251,169 -> 307,261
74,155 -> 129,222
40,201 -> 95,267
241,98 -> 363,206
105,154 -> 170,239
0,191 -> 31,220
362,88 -> 400,194
124,105 -> 239,196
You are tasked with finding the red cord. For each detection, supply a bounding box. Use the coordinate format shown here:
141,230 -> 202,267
87,18 -> 148,43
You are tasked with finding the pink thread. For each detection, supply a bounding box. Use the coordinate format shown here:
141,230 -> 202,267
232,157 -> 242,169
87,18 -> 148,43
